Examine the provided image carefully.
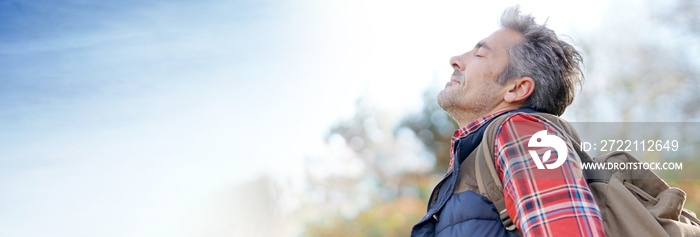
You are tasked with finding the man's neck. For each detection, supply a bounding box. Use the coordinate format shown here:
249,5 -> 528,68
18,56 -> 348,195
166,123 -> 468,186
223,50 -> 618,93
453,105 -> 520,128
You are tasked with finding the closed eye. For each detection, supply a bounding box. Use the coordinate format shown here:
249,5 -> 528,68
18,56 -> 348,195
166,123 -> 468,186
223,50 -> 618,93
474,41 -> 491,58
475,49 -> 485,58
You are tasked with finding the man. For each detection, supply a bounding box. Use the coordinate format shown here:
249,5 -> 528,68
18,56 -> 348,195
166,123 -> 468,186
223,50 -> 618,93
411,6 -> 606,237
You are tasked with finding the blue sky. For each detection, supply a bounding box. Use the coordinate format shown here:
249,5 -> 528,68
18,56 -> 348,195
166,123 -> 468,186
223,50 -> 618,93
0,0 -> 613,235
0,0 -> 315,235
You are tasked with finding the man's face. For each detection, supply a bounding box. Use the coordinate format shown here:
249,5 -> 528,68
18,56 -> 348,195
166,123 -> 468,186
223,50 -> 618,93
438,28 -> 525,116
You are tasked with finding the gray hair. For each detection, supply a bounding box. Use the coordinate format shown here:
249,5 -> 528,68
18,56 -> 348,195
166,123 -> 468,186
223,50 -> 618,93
498,6 -> 584,116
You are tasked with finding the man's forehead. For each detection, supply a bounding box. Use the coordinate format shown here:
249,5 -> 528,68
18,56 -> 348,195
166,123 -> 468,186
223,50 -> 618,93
480,28 -> 525,50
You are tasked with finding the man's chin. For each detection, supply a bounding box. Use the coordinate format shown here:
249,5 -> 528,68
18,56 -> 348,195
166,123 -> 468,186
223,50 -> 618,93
437,89 -> 453,110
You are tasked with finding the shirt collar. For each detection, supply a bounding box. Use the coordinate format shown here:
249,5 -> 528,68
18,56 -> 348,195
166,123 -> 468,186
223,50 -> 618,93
449,110 -> 508,157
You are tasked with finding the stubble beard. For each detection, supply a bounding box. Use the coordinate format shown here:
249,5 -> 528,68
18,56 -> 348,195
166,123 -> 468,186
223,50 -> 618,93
437,70 -> 464,112
437,72 -> 497,124
437,86 -> 459,113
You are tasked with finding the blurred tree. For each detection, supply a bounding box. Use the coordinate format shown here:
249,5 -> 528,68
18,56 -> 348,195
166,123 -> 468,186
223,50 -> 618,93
399,89 -> 458,174
299,95 -> 444,236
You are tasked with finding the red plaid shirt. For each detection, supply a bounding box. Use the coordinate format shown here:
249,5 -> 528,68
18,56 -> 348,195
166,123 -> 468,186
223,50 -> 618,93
447,111 -> 606,237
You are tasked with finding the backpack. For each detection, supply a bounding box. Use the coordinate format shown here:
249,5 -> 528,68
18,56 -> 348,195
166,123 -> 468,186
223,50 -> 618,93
474,113 -> 700,236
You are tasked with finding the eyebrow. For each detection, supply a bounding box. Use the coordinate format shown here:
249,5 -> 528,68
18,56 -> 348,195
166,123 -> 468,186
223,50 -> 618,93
475,41 -> 492,51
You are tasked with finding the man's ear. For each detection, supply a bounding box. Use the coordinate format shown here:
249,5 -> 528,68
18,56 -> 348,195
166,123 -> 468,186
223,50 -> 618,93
503,77 -> 535,103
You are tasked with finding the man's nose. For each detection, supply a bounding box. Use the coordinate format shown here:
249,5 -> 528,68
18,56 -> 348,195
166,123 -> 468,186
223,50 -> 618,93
449,55 -> 464,71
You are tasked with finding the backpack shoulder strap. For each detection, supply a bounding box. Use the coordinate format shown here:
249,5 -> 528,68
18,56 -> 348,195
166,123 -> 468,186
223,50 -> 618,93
474,114 -> 518,232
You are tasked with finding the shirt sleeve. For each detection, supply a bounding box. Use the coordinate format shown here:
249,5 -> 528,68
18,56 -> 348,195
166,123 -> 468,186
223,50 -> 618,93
493,113 -> 607,237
